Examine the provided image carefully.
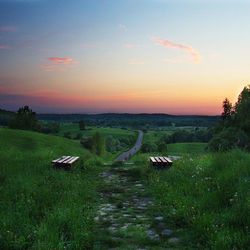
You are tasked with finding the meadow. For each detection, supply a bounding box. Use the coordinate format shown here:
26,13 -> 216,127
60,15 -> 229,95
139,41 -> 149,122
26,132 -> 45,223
133,150 -> 250,249
56,123 -> 134,139
0,123 -> 249,249
0,128 -> 102,249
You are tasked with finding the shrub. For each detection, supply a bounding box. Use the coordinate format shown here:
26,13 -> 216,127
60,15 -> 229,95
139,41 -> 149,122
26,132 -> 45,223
9,106 -> 40,131
208,128 -> 249,152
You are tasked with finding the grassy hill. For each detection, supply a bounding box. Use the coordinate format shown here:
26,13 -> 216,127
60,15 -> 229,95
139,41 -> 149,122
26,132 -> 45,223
136,150 -> 250,249
0,128 -> 101,249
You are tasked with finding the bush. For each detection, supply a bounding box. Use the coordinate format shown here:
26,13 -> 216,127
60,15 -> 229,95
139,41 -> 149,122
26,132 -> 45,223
141,142 -> 158,153
40,122 -> 60,134
208,128 -> 249,152
9,106 -> 40,131
63,131 -> 71,139
80,132 -> 105,156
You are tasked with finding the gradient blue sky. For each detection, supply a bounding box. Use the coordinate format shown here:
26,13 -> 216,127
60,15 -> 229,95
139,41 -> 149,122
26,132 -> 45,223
0,0 -> 249,114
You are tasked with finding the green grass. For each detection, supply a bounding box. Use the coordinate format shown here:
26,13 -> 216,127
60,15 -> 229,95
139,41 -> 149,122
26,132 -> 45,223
167,142 -> 207,155
138,149 -> 250,249
58,123 -> 134,139
0,128 -> 102,249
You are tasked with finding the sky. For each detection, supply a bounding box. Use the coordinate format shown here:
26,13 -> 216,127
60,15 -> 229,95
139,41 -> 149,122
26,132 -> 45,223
0,0 -> 250,114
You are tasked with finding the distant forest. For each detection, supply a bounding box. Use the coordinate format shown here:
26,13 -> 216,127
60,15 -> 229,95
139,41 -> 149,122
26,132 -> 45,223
37,113 -> 219,128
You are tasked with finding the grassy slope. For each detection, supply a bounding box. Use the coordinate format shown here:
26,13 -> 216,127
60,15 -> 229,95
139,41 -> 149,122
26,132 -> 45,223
136,150 -> 250,249
0,128 -> 101,249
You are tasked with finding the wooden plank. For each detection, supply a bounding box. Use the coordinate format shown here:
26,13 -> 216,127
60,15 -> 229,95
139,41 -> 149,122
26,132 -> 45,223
57,156 -> 71,164
164,157 -> 173,164
62,156 -> 75,164
159,157 -> 167,163
67,156 -> 79,164
150,157 -> 157,163
155,157 -> 162,163
52,155 -> 67,163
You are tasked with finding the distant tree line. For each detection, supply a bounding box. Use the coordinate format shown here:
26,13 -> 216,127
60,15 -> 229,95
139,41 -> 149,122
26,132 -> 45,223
8,106 -> 60,134
208,85 -> 250,151
37,113 -> 219,129
141,128 -> 213,153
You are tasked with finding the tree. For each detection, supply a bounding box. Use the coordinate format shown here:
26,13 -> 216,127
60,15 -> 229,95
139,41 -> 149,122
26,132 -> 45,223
222,98 -> 233,121
208,127 -> 249,152
9,105 -> 40,131
141,142 -> 157,153
234,85 -> 250,135
208,85 -> 250,151
80,132 -> 105,156
92,132 -> 105,156
79,120 -> 86,130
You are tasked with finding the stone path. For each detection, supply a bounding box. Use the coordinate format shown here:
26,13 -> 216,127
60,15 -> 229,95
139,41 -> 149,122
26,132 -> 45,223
93,166 -> 181,249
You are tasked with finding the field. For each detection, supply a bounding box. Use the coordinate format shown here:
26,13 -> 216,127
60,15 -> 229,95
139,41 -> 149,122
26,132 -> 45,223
133,150 -> 250,249
56,123 -> 134,139
0,128 -> 102,249
167,142 -> 207,155
0,125 -> 249,249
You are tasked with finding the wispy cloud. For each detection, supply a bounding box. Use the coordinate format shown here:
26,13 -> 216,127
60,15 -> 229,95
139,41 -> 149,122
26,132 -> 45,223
129,59 -> 145,65
48,57 -> 77,64
0,45 -> 11,49
153,37 -> 201,63
0,26 -> 17,33
42,57 -> 78,72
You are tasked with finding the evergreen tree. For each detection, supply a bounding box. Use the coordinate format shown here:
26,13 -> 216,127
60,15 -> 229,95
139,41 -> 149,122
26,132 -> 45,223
234,85 -> 250,135
222,98 -> 233,121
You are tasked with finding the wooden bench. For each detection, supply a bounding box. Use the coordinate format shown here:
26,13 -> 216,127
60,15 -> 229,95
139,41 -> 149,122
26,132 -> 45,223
150,156 -> 173,168
52,155 -> 80,169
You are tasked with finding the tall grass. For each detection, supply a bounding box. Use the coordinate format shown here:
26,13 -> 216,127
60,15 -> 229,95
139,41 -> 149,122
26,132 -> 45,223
142,149 -> 250,249
0,128 -> 101,249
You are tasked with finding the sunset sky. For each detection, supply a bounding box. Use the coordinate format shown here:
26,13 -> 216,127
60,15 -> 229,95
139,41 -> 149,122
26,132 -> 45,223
0,0 -> 249,114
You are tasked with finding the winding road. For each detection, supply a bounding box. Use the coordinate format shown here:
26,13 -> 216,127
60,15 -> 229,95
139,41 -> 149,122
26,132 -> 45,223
115,130 -> 143,162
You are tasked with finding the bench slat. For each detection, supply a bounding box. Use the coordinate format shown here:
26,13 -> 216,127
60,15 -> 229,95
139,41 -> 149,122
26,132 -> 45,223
62,156 -> 75,164
52,155 -> 67,163
155,157 -> 162,163
164,157 -> 173,163
150,157 -> 157,163
159,157 -> 167,163
57,156 -> 71,163
67,156 -> 79,164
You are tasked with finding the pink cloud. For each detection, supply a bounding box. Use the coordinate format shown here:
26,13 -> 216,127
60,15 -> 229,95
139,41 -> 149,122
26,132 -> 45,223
0,45 -> 10,50
48,57 -> 77,65
0,26 -> 17,33
42,57 -> 78,72
153,37 -> 201,63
